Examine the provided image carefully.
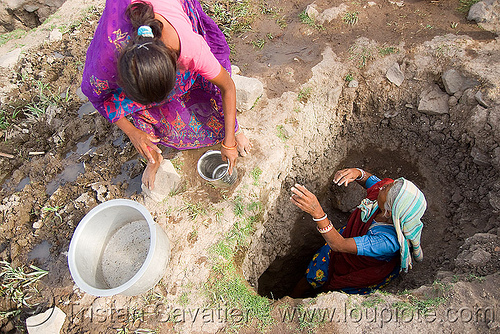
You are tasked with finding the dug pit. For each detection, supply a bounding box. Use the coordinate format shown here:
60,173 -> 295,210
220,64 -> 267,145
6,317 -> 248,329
242,54 -> 500,299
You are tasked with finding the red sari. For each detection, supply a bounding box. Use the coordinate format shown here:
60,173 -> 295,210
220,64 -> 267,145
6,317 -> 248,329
323,178 -> 400,292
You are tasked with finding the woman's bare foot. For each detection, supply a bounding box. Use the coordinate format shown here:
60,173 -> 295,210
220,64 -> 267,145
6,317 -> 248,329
142,151 -> 164,190
235,130 -> 252,157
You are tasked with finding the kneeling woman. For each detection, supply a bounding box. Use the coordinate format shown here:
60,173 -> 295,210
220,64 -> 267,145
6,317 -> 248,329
290,168 -> 427,296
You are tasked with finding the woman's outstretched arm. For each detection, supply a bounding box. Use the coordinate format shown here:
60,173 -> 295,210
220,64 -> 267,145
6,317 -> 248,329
290,184 -> 357,254
209,66 -> 238,174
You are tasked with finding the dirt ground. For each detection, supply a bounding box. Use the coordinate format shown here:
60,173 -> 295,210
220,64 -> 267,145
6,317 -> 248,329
0,0 -> 499,333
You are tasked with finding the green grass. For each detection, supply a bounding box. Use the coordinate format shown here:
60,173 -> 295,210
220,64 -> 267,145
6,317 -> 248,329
0,261 -> 48,309
378,46 -> 399,56
458,0 -> 481,12
0,29 -> 27,47
181,201 -> 208,220
203,0 -> 254,40
250,167 -> 263,186
466,273 -> 486,282
344,73 -> 354,82
251,38 -> 265,49
233,195 -> 245,217
348,45 -> 374,68
343,11 -> 359,25
297,87 -> 312,103
298,10 -> 324,30
361,295 -> 384,308
276,125 -> 289,142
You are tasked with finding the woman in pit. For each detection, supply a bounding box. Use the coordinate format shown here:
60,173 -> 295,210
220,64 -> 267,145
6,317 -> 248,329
290,168 -> 427,296
81,0 -> 250,190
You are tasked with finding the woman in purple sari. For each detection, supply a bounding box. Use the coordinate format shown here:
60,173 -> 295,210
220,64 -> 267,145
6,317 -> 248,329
81,0 -> 250,189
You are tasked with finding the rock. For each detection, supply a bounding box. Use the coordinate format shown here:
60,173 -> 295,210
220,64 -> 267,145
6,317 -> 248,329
475,91 -> 489,108
49,29 -> 63,42
317,4 -> 348,23
24,4 -> 39,12
418,85 -> 449,115
489,191 -> 500,210
442,69 -> 464,95
470,104 -> 489,135
448,96 -> 458,107
282,124 -> 295,139
488,105 -> 500,141
468,0 -> 500,33
231,65 -> 240,75
470,146 -> 490,166
469,249 -> 492,266
26,307 -> 66,334
142,160 -> 181,202
0,48 -> 22,68
386,62 -> 404,86
348,80 -> 358,88
233,74 -> 264,112
76,87 -> 88,102
368,1 -> 377,6
305,4 -> 319,20
468,0 -> 498,22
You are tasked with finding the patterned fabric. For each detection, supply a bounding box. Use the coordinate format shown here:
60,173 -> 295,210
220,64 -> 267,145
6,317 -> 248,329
323,179 -> 400,293
81,0 -> 237,150
305,243 -> 331,288
357,198 -> 379,223
391,178 -> 427,272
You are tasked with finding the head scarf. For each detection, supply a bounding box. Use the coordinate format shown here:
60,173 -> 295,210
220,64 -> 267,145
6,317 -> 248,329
391,178 -> 427,272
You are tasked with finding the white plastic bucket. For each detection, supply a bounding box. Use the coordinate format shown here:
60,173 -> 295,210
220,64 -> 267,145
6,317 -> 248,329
68,199 -> 170,296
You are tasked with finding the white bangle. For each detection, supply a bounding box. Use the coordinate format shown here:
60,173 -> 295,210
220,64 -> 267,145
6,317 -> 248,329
317,222 -> 333,234
312,213 -> 327,222
355,168 -> 365,181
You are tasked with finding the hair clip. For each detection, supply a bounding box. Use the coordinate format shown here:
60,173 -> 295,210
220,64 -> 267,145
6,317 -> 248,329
137,42 -> 153,50
138,25 -> 154,38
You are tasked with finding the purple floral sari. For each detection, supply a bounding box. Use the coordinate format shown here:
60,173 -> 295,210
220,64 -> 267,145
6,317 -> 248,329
81,0 -> 236,149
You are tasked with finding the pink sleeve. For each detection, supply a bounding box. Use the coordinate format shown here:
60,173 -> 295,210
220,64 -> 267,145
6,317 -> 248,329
144,0 -> 221,80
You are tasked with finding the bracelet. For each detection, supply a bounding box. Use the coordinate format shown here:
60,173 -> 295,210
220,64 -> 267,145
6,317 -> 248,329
312,213 -> 327,222
221,141 -> 237,150
355,168 -> 365,181
317,221 -> 333,234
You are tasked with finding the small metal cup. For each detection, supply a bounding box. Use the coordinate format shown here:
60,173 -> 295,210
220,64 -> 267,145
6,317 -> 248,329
197,150 -> 237,187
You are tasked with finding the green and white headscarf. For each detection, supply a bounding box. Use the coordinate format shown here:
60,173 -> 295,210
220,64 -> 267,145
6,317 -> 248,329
391,178 -> 427,272
357,178 -> 427,272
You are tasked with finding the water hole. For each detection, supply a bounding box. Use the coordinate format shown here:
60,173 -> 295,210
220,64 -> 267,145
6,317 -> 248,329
242,83 -> 498,299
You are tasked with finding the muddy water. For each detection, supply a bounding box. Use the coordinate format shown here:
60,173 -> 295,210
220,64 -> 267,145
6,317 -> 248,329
100,220 -> 150,288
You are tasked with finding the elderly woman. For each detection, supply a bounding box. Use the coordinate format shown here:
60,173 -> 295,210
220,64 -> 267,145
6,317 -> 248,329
290,167 -> 427,296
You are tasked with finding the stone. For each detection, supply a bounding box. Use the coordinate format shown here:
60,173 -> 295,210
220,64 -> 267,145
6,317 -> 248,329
231,65 -> 240,75
76,87 -> 88,102
232,74 -> 264,112
468,0 -> 500,33
489,191 -> 500,210
468,0 -> 498,22
475,91 -> 490,108
49,29 -> 63,42
26,307 -> 66,334
386,62 -> 404,86
470,146 -> 490,166
317,4 -> 348,23
348,80 -> 358,88
282,124 -> 295,139
417,84 -> 449,115
448,96 -> 458,107
142,160 -> 181,202
469,249 -> 492,266
0,48 -> 22,68
470,104 -> 489,135
305,4 -> 320,20
442,69 -> 464,95
23,4 -> 39,12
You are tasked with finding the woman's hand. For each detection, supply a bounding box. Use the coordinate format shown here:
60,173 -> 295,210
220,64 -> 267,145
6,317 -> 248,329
127,127 -> 162,164
115,117 -> 161,164
333,168 -> 362,187
220,145 -> 238,175
290,184 -> 325,219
